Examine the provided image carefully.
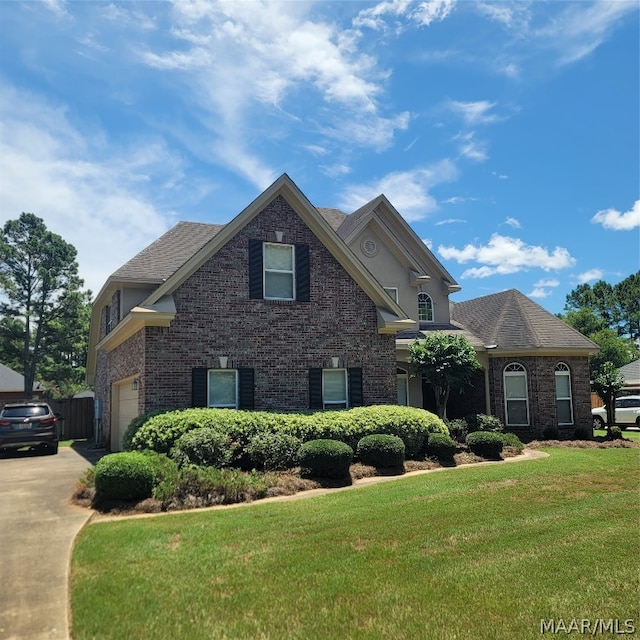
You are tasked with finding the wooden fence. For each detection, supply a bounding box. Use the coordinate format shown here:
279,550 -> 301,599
49,397 -> 95,440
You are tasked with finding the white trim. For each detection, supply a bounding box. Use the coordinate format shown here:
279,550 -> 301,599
322,368 -> 348,409
555,362 -> 574,426
503,362 -> 529,426
208,369 -> 239,408
263,242 -> 296,301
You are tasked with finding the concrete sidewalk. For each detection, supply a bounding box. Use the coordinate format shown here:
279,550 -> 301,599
0,445 -> 102,640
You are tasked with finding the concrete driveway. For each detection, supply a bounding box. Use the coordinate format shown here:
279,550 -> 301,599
0,444 -> 103,640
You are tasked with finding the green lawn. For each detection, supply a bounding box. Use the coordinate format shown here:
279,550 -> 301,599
70,447 -> 640,640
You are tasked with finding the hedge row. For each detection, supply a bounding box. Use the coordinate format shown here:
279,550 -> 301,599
129,405 -> 448,459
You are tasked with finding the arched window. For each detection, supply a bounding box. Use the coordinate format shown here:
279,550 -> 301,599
503,363 -> 529,426
397,367 -> 409,406
418,292 -> 434,325
555,362 -> 573,425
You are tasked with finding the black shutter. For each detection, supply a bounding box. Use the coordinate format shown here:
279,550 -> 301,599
192,367 -> 208,407
295,243 -> 310,302
248,239 -> 263,299
309,368 -> 323,409
348,367 -> 363,407
238,368 -> 255,410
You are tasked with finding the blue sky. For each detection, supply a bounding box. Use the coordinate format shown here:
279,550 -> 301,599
1,0 -> 638,314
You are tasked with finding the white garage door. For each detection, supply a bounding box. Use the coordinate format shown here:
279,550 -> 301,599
112,380 -> 139,451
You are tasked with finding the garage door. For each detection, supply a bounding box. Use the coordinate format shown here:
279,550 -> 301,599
112,380 -> 139,451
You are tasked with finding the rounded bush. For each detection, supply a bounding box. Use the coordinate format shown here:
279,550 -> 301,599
608,426 -> 623,441
465,431 -> 504,459
170,427 -> 236,468
356,434 -> 405,468
446,418 -> 468,443
246,432 -> 302,471
298,439 -> 353,479
139,450 -> 179,501
501,432 -> 524,451
426,433 -> 457,460
94,452 -> 154,501
467,414 -> 504,433
121,410 -> 168,451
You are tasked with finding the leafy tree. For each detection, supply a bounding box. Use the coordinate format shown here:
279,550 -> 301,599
589,329 -> 639,377
0,213 -> 90,398
562,271 -> 640,341
592,362 -> 625,428
409,332 -> 482,420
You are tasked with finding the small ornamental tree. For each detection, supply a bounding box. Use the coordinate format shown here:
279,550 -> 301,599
592,361 -> 624,428
409,332 -> 482,420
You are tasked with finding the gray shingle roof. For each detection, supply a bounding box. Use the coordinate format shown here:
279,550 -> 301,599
317,207 -> 348,231
111,221 -> 224,282
334,198 -> 377,239
450,289 -> 598,351
0,363 -> 42,392
620,358 -> 640,385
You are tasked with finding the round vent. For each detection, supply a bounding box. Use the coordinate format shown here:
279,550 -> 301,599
361,237 -> 378,257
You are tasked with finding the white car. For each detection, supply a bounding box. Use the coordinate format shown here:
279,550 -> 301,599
592,395 -> 640,430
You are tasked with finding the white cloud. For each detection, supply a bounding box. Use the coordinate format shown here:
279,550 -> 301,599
591,200 -> 640,231
0,85 -> 179,297
353,0 -> 455,31
504,217 -> 521,228
448,100 -> 499,125
435,218 -> 465,225
454,131 -> 488,162
339,160 -> 458,221
422,237 -> 434,250
437,233 -> 576,278
577,269 -> 604,284
535,1 -> 637,65
132,1 -> 410,188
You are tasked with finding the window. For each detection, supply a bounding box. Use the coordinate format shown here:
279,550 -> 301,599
555,362 -> 573,425
309,367 -> 363,409
504,363 -> 529,426
105,304 -> 112,334
397,368 -> 409,406
418,292 -> 434,325
208,370 -> 238,408
384,287 -> 399,303
322,369 -> 348,409
249,240 -> 310,302
263,243 -> 295,300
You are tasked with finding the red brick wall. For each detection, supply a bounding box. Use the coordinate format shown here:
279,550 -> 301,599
488,355 -> 592,439
96,195 -> 396,442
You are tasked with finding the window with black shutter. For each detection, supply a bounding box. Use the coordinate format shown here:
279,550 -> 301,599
309,367 -> 363,409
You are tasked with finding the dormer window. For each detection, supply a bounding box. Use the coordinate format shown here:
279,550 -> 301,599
418,292 -> 434,325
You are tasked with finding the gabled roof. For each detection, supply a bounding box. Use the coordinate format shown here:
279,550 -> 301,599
0,363 -> 43,392
620,358 -> 640,386
317,207 -> 347,231
111,222 -> 224,284
450,289 -> 599,354
88,175 -> 414,381
332,194 -> 460,293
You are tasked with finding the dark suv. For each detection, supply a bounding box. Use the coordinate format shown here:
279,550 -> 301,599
0,402 -> 59,455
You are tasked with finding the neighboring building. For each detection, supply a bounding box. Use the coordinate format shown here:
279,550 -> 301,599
87,174 -> 598,449
0,363 -> 45,407
619,358 -> 640,394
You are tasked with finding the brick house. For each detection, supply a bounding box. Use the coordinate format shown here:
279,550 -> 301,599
87,174 -> 598,449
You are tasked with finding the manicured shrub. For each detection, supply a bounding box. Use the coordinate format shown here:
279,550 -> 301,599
501,432 -> 524,452
608,426 -> 623,441
170,427 -> 236,468
298,439 -> 353,479
467,414 -> 504,433
246,432 -> 302,471
446,418 -> 468,443
426,433 -> 457,460
121,410 -> 170,451
573,426 -> 592,440
541,426 -> 560,440
356,434 -> 405,468
466,431 -> 504,459
139,450 -> 179,501
94,452 -> 154,501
